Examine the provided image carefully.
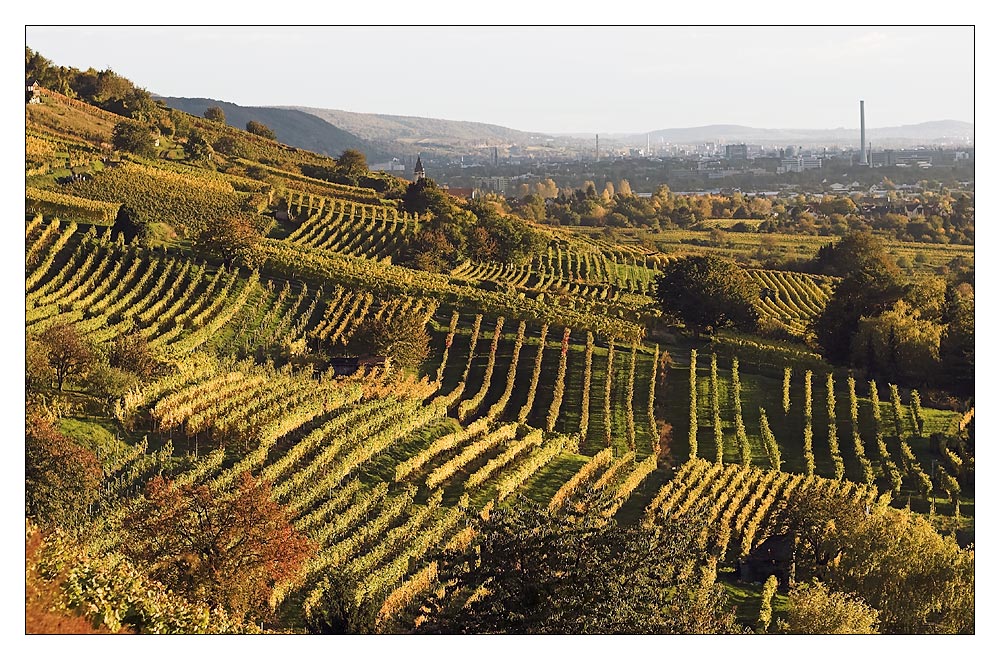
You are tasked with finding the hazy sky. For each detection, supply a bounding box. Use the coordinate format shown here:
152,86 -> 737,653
25,26 -> 974,134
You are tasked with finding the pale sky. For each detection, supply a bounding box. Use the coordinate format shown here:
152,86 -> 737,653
25,26 -> 973,134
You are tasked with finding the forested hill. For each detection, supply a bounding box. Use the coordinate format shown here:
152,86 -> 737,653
158,97 -> 391,161
284,105 -> 549,150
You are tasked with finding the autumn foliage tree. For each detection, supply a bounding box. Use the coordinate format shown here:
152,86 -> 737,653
26,528 -> 116,634
778,580 -> 880,634
25,415 -> 102,527
38,322 -> 95,390
109,329 -> 157,380
354,309 -> 431,371
26,337 -> 54,396
192,215 -> 263,270
122,473 -> 313,621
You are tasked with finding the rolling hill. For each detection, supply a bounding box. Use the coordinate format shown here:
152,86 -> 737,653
158,97 -> 392,161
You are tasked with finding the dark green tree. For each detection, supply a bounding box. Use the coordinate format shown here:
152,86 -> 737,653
469,200 -> 546,265
336,148 -> 368,182
401,178 -> 454,217
654,255 -> 761,334
513,193 -> 547,222
770,487 -> 974,633
245,120 -> 276,140
111,205 -> 154,245
203,105 -> 226,123
939,291 -> 974,395
212,134 -> 249,158
170,109 -> 192,139
413,500 -> 741,634
111,120 -> 157,158
811,231 -> 902,279
812,232 -> 904,364
850,301 -> 943,386
304,569 -> 379,634
183,129 -> 214,162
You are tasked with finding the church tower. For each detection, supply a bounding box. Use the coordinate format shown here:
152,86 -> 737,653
414,154 -> 426,182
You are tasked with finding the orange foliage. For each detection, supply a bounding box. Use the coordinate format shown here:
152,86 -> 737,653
25,530 -> 120,634
122,472 -> 314,621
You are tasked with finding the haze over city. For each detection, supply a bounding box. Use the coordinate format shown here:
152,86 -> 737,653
25,25 -> 973,134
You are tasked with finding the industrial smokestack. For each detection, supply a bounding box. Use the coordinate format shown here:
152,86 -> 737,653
596,134 -> 599,161
860,100 -> 866,166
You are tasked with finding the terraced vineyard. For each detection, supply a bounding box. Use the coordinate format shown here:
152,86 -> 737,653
26,221 -> 258,355
24,69 -> 973,635
674,351 -> 966,508
84,331 -> 662,628
644,459 -> 881,560
282,191 -> 418,262
747,269 -> 835,336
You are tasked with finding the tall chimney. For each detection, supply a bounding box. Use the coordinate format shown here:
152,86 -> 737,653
860,100 -> 866,166
595,133 -> 599,161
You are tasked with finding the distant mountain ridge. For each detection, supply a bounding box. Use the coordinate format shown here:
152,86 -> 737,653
161,96 -> 973,158
632,121 -> 973,146
158,97 -> 392,161
280,106 -> 547,146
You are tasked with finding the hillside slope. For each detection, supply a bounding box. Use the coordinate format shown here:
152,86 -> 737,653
159,97 -> 391,161
284,106 -> 547,143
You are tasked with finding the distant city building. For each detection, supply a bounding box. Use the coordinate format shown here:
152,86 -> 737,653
724,144 -> 749,161
473,176 -> 511,195
777,155 -> 823,173
370,157 -> 406,172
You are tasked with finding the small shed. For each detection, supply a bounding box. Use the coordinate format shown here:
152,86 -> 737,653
328,355 -> 386,376
26,79 -> 41,104
735,533 -> 795,588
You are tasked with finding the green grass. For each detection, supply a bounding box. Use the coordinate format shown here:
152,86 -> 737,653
57,415 -> 130,467
613,465 -> 671,525
516,452 -> 589,506
661,349 -> 963,489
717,568 -> 790,633
363,417 -> 460,504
